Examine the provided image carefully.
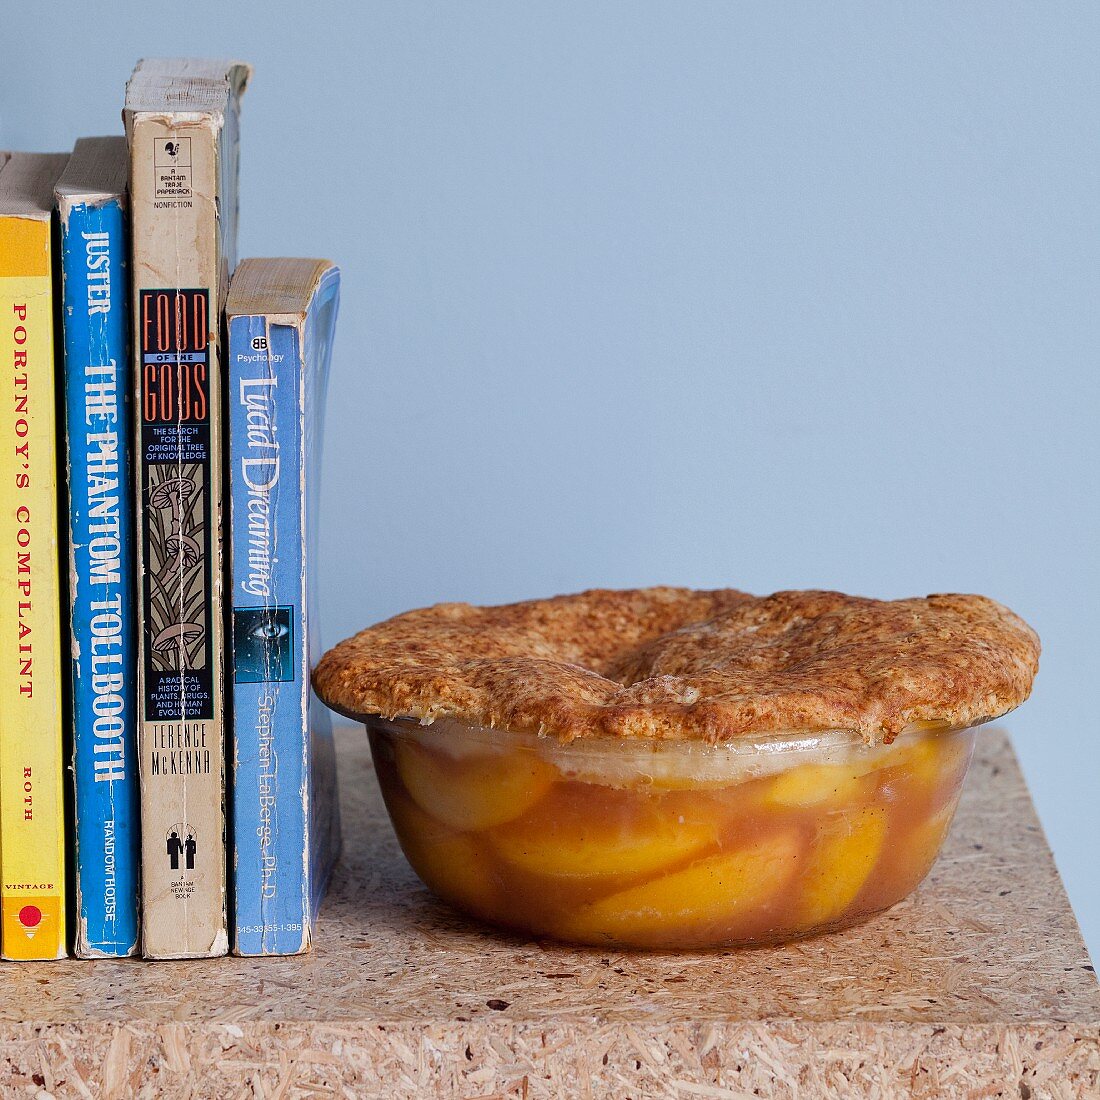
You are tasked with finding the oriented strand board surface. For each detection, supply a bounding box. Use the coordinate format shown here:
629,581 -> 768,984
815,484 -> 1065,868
0,728 -> 1096,1098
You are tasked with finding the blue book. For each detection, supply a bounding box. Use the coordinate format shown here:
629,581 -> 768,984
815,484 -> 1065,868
227,258 -> 342,955
55,137 -> 140,957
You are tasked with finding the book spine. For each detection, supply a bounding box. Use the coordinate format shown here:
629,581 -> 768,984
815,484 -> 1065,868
0,214 -> 67,960
129,115 -> 228,957
59,195 -> 140,957
229,314 -> 312,955
302,276 -> 341,923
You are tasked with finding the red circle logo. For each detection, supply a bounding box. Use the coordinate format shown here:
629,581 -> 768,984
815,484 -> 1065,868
18,905 -> 42,929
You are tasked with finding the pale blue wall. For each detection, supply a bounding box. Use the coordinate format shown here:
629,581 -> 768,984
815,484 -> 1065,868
4,2 -> 1097,959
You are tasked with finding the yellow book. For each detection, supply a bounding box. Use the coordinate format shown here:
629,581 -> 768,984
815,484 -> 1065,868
0,152 -> 70,960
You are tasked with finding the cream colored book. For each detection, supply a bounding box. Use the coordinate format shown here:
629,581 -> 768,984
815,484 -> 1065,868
124,58 -> 251,959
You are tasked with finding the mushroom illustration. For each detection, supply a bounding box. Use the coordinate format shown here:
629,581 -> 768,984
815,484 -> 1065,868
148,476 -> 196,529
152,621 -> 205,671
157,531 -> 202,591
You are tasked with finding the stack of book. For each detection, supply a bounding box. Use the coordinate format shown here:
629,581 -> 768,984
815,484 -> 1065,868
0,58 -> 342,961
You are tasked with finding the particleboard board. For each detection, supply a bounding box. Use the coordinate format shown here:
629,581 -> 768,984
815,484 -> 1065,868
0,728 -> 1096,1099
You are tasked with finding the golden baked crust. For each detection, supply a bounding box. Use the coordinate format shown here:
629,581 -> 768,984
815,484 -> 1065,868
312,587 -> 1040,744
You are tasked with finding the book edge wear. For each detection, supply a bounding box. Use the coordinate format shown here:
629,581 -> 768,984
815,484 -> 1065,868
227,261 -> 342,956
126,59 -> 249,958
0,153 -> 70,961
57,145 -> 141,959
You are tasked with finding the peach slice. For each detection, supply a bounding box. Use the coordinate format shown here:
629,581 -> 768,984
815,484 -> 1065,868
491,785 -> 722,881
764,761 -> 873,810
880,731 -> 972,808
900,797 -> 958,878
394,739 -> 556,831
794,804 -> 887,928
562,830 -> 802,946
865,795 -> 961,908
883,737 -> 941,787
386,792 -> 500,915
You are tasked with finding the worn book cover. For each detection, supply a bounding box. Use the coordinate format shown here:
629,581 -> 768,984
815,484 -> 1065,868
56,137 -> 140,957
125,58 -> 250,958
0,151 -> 70,961
227,258 -> 342,955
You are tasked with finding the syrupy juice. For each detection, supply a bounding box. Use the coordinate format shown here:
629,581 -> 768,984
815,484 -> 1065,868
369,719 -> 976,950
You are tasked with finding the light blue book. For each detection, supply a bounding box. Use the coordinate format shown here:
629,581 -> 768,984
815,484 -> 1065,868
56,137 -> 140,957
227,258 -> 342,955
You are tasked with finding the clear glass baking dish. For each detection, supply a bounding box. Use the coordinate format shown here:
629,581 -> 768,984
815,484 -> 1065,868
366,715 -> 977,950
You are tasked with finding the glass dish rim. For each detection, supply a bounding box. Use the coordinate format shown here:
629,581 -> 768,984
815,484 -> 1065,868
364,713 -> 988,760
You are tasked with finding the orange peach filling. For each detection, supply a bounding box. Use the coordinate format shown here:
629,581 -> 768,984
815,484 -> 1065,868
370,722 -> 976,949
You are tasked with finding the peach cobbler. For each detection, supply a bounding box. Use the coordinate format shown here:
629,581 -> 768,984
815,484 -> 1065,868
314,588 -> 1039,949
